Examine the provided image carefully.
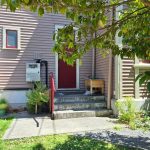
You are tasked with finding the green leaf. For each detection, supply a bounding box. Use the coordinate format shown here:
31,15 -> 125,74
147,82 -> 150,92
98,20 -> 105,27
24,0 -> 29,4
118,31 -> 122,37
38,6 -> 44,16
139,75 -> 147,86
30,5 -> 37,12
145,71 -> 150,77
135,73 -> 143,82
46,6 -> 52,13
0,0 -> 6,5
68,42 -> 74,49
59,7 -> 66,14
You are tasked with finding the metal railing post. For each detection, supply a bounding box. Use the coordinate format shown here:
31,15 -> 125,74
49,72 -> 55,119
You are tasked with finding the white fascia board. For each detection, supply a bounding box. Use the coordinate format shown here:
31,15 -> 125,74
134,63 -> 150,69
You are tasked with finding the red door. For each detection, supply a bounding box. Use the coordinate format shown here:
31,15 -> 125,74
58,60 -> 76,88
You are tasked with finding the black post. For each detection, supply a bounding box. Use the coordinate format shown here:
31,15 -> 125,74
41,60 -> 48,87
35,59 -> 48,88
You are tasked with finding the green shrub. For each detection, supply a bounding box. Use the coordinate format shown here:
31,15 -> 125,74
0,98 -> 7,104
26,102 -> 35,114
115,97 -> 136,124
113,125 -> 123,131
115,97 -> 150,130
0,98 -> 8,110
133,112 -> 150,131
26,82 -> 49,114
0,98 -> 8,116
0,103 -> 8,110
129,121 -> 137,130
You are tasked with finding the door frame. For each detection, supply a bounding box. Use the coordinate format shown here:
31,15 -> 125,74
55,25 -> 79,90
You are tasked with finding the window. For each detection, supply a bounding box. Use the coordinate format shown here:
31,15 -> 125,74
6,30 -> 17,48
3,27 -> 20,49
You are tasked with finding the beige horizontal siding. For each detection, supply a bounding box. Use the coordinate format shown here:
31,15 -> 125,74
0,7 -> 92,90
80,50 -> 92,89
96,49 -> 109,96
121,58 -> 150,99
139,68 -> 150,98
122,58 -> 135,97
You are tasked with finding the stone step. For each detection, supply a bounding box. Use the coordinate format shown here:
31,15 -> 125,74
56,90 -> 85,95
54,95 -> 105,103
53,109 -> 113,119
54,101 -> 106,111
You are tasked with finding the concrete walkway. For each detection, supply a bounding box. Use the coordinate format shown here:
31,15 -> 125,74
3,112 -> 121,139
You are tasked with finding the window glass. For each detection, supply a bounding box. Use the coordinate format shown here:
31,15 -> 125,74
6,30 -> 17,48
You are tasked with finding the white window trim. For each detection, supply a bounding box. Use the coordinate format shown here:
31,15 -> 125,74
2,26 -> 21,50
55,25 -> 80,90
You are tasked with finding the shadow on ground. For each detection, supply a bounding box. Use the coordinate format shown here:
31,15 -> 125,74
75,130 -> 150,150
32,143 -> 46,150
31,133 -> 142,150
32,133 -> 149,150
31,136 -> 128,150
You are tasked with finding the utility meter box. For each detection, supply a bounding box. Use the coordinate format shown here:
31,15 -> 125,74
26,63 -> 40,82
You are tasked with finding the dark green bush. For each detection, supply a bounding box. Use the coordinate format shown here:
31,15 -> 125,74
26,82 -> 49,114
0,98 -> 8,116
0,98 -> 8,110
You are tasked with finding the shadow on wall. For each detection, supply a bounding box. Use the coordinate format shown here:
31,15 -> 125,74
0,8 -> 71,107
0,9 -> 71,89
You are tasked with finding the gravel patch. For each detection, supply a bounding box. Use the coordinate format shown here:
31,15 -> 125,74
75,128 -> 150,150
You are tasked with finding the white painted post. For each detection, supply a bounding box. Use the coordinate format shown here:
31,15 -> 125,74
114,56 -> 122,99
135,56 -> 140,99
114,5 -> 123,100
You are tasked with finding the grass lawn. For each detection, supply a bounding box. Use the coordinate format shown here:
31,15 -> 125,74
0,118 -> 136,150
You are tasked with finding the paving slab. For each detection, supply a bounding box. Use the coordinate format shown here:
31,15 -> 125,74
3,112 -> 121,139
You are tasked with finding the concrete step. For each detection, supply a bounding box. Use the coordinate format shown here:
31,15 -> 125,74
56,90 -> 85,95
54,101 -> 106,111
55,95 -> 105,103
53,109 -> 113,119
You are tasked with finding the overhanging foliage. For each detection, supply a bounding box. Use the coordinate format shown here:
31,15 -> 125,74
1,0 -> 150,92
1,0 -> 149,63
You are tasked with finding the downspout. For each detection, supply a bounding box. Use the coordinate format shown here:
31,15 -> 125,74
94,32 -> 97,79
107,51 -> 112,109
35,59 -> 48,87
107,6 -> 116,109
41,60 -> 48,87
92,32 -> 97,79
